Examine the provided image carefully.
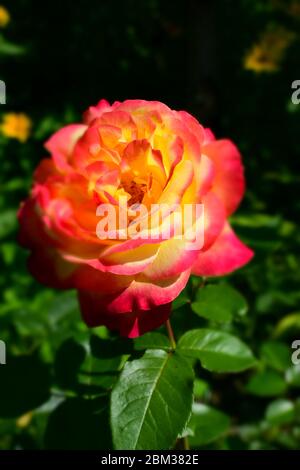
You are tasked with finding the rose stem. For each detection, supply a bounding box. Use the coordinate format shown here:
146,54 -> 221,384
183,436 -> 190,450
165,319 -> 176,349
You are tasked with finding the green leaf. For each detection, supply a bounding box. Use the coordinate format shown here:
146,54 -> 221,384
0,209 -> 17,239
0,353 -> 51,418
260,341 -> 291,372
246,370 -> 287,397
178,329 -> 256,373
54,338 -> 86,390
79,344 -> 123,392
187,403 -> 230,447
0,35 -> 25,56
47,291 -> 79,329
44,396 -> 112,449
111,349 -> 194,450
172,293 -> 190,311
90,334 -> 133,359
191,284 -> 248,323
193,379 -> 209,399
285,365 -> 300,388
273,312 -> 300,338
54,337 -> 123,394
134,332 -> 170,351
265,399 -> 295,425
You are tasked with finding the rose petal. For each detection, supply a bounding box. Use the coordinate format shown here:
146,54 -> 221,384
82,99 -> 112,125
45,124 -> 87,171
203,139 -> 245,215
78,268 -> 190,316
79,295 -> 171,338
192,222 -> 254,276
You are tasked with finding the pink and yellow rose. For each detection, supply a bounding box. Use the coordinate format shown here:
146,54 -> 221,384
18,99 -> 253,337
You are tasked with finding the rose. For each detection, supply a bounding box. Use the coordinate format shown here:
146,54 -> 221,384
18,99 -> 253,337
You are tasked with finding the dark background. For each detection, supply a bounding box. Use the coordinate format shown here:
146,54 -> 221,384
0,0 -> 300,450
3,0 -> 300,217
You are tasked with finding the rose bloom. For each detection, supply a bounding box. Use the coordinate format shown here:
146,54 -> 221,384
19,99 -> 253,337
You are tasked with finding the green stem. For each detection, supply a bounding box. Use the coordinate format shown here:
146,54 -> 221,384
165,319 -> 176,349
183,436 -> 190,450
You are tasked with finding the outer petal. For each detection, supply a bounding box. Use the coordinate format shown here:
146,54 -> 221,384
201,192 -> 226,250
203,128 -> 215,144
203,139 -> 245,215
27,249 -> 78,290
116,99 -> 172,118
82,99 -> 112,125
177,110 -> 205,145
45,124 -> 87,171
192,222 -> 254,276
78,268 -> 190,320
78,295 -> 171,338
27,248 -> 134,293
78,266 -> 190,337
197,153 -> 215,198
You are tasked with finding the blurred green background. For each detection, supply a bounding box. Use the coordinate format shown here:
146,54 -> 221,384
0,0 -> 300,450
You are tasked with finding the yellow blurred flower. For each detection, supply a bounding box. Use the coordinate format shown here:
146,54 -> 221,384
1,113 -> 32,142
16,412 -> 33,429
271,0 -> 300,19
288,0 -> 300,18
0,5 -> 10,28
244,27 -> 296,73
